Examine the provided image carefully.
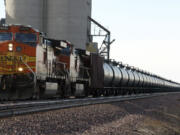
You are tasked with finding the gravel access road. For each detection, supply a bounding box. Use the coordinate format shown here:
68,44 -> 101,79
0,93 -> 180,135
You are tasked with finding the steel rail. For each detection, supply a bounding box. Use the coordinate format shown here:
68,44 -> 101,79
0,92 -> 179,118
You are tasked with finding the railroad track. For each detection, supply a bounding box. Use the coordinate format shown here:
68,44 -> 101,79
0,92 -> 179,118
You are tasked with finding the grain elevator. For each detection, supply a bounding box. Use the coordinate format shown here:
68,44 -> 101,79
5,0 -> 92,49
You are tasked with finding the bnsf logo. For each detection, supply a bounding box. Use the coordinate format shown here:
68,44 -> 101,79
0,56 -> 26,61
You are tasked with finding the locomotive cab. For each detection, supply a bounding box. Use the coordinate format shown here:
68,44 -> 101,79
0,25 -> 39,100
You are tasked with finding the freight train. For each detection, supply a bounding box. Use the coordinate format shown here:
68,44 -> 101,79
0,25 -> 179,100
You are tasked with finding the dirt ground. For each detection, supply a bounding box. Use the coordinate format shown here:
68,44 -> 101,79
0,93 -> 180,135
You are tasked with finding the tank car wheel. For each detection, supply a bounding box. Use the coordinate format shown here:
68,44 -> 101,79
139,88 -> 143,94
115,89 -> 119,96
100,89 -> 104,96
105,89 -> 110,96
112,89 -> 115,96
117,89 -> 120,95
128,89 -> 133,95
92,90 -> 97,97
115,89 -> 118,96
103,89 -> 107,96
132,89 -> 136,94
114,89 -> 117,96
93,89 -> 100,97
108,89 -> 111,96
119,88 -> 124,95
121,89 -> 125,95
142,88 -> 146,93
135,89 -> 139,94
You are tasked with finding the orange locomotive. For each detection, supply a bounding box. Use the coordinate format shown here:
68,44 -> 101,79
0,25 -> 86,100
0,25 -> 39,99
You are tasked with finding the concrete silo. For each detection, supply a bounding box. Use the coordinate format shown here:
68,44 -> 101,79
5,0 -> 92,49
5,0 -> 44,32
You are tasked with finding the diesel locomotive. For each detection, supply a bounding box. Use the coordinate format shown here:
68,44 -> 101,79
0,25 -> 179,100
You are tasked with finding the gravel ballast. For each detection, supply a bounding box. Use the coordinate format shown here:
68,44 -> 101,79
0,93 -> 180,135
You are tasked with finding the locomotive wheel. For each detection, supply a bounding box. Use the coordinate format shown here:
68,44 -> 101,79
1,76 -> 13,91
61,77 -> 71,98
38,84 -> 45,99
57,80 -> 65,98
0,76 -> 14,100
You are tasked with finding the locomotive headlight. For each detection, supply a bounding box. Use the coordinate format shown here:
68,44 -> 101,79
18,67 -> 23,72
8,43 -> 13,51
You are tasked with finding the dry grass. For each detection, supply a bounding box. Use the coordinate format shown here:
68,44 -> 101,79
138,116 -> 180,135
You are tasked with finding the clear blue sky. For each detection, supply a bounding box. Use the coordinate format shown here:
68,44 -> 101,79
0,0 -> 180,82
92,0 -> 180,40
0,0 -> 5,18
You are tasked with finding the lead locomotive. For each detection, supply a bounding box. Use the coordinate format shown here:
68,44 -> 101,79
0,25 -> 179,100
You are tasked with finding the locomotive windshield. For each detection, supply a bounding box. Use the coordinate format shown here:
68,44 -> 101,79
0,32 -> 12,42
15,33 -> 37,46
